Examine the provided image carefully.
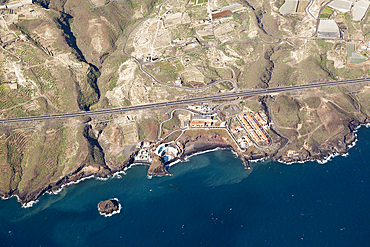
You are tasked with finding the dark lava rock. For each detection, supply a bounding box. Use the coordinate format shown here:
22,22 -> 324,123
98,199 -> 120,215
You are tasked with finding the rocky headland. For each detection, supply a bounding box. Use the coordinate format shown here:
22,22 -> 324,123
147,156 -> 171,177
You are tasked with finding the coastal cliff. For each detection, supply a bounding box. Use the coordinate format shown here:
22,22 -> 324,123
1,116 -> 368,206
275,119 -> 364,164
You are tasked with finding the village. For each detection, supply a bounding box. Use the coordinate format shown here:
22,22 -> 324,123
134,102 -> 272,168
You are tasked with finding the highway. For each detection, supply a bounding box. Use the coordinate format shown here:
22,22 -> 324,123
1,77 -> 369,124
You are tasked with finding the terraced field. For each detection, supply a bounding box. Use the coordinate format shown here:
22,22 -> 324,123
0,132 -> 29,193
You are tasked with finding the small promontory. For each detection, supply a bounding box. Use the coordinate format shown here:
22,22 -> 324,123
98,198 -> 121,216
147,156 -> 171,177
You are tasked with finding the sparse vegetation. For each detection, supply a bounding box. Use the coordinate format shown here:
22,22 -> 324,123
2,0 -> 370,206
137,118 -> 159,140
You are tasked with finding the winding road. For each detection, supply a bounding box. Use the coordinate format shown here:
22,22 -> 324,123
1,77 -> 369,124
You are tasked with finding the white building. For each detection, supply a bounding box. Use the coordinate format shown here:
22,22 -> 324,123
317,20 -> 340,39
279,0 -> 298,15
352,0 -> 370,21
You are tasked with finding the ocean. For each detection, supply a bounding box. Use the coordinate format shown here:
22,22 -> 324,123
1,127 -> 370,247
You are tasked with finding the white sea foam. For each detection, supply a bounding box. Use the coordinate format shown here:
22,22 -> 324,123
166,158 -> 182,167
112,171 -> 126,179
182,147 -> 230,161
22,199 -> 40,208
231,149 -> 240,158
0,194 -> 39,208
249,156 -> 267,163
33,173 -> 121,204
43,175 -> 96,198
98,198 -> 122,217
124,163 -> 148,172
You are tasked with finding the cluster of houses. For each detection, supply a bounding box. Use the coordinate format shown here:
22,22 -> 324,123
136,141 -> 151,149
237,135 -> 253,149
197,19 -> 211,24
141,55 -> 152,62
172,37 -> 199,48
135,141 -> 153,162
254,112 -> 269,129
175,77 -> 183,85
358,40 -> 370,51
231,125 -> 243,133
135,149 -> 151,162
188,104 -> 215,113
237,113 -> 270,145
0,33 -> 28,45
189,114 -> 214,127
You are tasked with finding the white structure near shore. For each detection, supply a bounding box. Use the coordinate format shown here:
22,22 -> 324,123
155,143 -> 179,163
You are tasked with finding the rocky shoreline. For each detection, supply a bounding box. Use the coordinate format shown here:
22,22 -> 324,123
0,120 -> 367,207
273,120 -> 362,164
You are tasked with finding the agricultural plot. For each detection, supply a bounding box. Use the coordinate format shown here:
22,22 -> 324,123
214,22 -> 236,37
17,44 -> 47,66
182,66 -> 205,83
320,6 -> 334,19
155,61 -> 176,71
188,4 -> 209,20
163,13 -> 183,28
171,58 -> 184,73
196,25 -> 213,37
192,0 -> 208,5
163,13 -> 191,28
0,87 -> 17,109
89,0 -> 109,7
201,35 -> 215,40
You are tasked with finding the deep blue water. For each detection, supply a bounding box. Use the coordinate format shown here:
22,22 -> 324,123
1,128 -> 370,247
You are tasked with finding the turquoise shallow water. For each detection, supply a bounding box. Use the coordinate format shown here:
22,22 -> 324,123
1,127 -> 370,247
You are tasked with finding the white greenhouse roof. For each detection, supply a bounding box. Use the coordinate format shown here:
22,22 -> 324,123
279,0 -> 298,15
352,0 -> 370,21
328,0 -> 352,12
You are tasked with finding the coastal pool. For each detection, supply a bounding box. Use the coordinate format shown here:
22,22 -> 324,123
1,128 -> 370,246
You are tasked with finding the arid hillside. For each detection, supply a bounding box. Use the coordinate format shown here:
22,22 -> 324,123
2,0 -> 370,206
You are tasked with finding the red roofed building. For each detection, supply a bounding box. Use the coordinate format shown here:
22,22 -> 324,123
190,121 -> 205,127
212,10 -> 232,19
